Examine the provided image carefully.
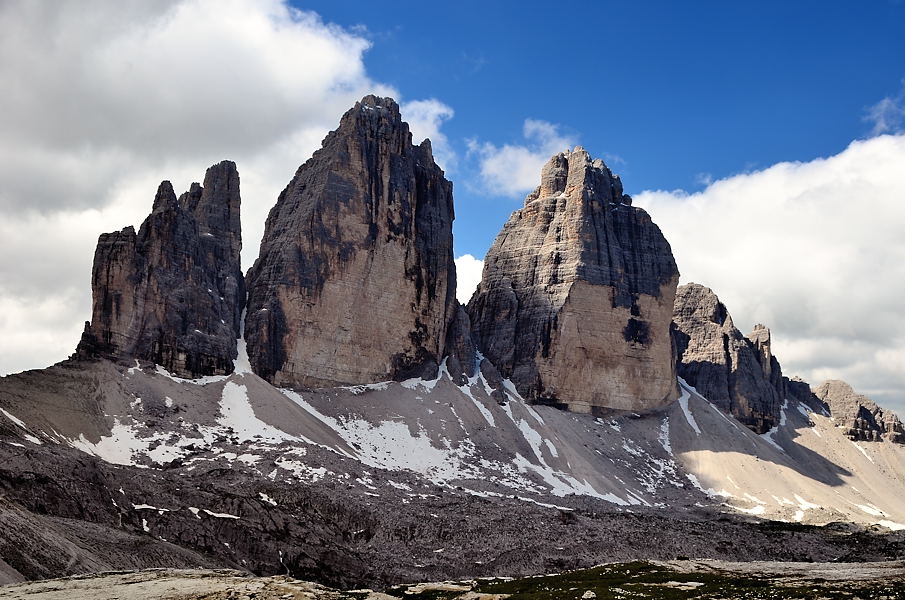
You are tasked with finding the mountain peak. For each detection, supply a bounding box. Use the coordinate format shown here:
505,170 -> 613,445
76,162 -> 244,377
468,149 -> 679,413
243,95 -> 457,388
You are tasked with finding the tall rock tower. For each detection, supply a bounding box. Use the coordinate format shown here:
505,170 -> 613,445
76,161 -> 244,377
244,96 -> 458,388
467,149 -> 679,413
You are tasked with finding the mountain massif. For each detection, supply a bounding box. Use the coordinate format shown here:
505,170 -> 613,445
1,95 -> 903,590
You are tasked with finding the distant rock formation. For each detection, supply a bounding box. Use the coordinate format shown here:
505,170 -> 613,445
467,149 -> 680,413
672,283 -> 783,433
813,380 -> 904,443
787,376 -> 830,415
76,161 -> 244,377
244,96 -> 458,388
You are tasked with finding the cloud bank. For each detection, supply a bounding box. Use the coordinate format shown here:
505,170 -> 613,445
467,119 -> 577,196
635,134 -> 905,413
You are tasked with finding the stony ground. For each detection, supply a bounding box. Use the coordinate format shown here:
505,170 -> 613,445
2,561 -> 905,599
2,360 -> 905,591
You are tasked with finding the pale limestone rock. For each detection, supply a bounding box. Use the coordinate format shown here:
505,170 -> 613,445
467,148 -> 679,413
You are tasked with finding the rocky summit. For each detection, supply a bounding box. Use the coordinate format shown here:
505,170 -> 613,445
814,380 -> 905,443
244,95 -> 458,388
672,283 -> 785,433
467,149 -> 679,413
76,161 -> 243,378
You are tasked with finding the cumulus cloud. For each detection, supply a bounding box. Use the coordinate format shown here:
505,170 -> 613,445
454,254 -> 484,304
635,134 -> 905,414
0,0 -> 405,376
467,119 -> 577,197
865,80 -> 905,135
401,98 -> 456,171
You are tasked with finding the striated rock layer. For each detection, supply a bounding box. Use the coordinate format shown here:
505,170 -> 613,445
244,96 -> 458,388
672,283 -> 784,433
814,380 -> 904,443
76,161 -> 244,377
467,149 -> 679,413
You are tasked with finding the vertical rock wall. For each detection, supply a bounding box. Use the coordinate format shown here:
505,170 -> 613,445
76,161 -> 244,377
244,96 -> 457,388
467,149 -> 679,413
671,283 -> 783,433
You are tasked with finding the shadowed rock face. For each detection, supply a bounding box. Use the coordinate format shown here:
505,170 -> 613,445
244,95 -> 457,388
672,283 -> 783,433
467,149 -> 679,413
76,161 -> 243,377
814,380 -> 904,443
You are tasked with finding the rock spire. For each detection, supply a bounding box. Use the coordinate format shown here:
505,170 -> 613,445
243,96 -> 458,388
467,148 -> 680,413
76,161 -> 244,377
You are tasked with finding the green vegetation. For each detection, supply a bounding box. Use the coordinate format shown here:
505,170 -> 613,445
365,561 -> 905,599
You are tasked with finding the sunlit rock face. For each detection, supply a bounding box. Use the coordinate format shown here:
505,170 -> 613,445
76,161 -> 243,377
244,96 -> 458,388
814,379 -> 904,443
467,148 -> 679,413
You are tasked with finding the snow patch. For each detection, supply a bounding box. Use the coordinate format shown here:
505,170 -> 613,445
658,417 -> 672,455
794,494 -> 821,511
0,408 -> 27,429
760,400 -> 789,453
736,504 -> 766,515
857,504 -> 886,517
457,380 -> 495,427
850,441 -> 874,463
218,381 -> 295,444
203,509 -> 241,519
676,378 -> 701,435
233,309 -> 252,375
154,365 -> 227,386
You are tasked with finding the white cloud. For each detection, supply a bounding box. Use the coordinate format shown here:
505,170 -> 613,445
454,254 -> 484,304
467,119 -> 578,197
635,134 -> 905,415
0,0 -> 402,375
865,79 -> 905,135
401,98 -> 456,171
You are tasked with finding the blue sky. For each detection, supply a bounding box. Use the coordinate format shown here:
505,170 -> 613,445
298,0 -> 905,256
1,0 -> 904,414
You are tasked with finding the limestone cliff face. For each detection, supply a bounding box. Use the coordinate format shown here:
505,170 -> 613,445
244,96 -> 457,388
672,283 -> 783,433
466,149 -> 679,413
76,161 -> 243,376
813,380 -> 904,443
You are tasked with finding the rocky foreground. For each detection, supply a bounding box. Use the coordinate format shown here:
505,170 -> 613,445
3,560 -> 905,599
